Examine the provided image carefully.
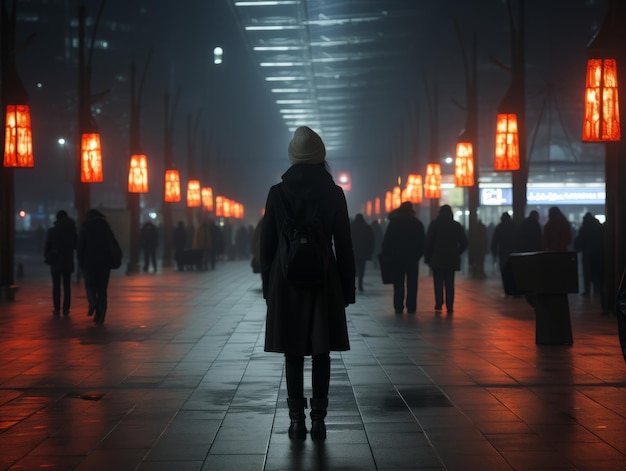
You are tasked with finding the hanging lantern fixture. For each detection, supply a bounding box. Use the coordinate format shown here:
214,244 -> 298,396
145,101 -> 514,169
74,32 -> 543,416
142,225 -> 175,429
455,142 -> 475,187
187,180 -> 201,207
4,104 -> 33,167
80,132 -> 103,182
424,163 -> 441,199
164,169 -> 181,202
128,154 -> 148,193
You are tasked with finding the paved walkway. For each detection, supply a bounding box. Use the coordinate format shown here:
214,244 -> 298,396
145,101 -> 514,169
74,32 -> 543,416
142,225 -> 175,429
0,258 -> 625,471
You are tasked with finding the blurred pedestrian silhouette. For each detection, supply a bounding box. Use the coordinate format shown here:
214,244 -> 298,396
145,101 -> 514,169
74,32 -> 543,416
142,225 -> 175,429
260,126 -> 355,440
251,216 -> 263,274
193,218 -> 212,270
172,221 -> 187,271
370,220 -> 383,269
574,212 -> 604,306
381,202 -> 425,313
542,206 -> 571,252
77,209 -> 120,325
235,223 -> 251,260
208,220 -> 223,269
351,213 -> 375,292
140,220 -> 159,272
424,205 -> 467,314
491,212 -> 518,296
516,210 -> 542,252
44,210 -> 77,316
468,219 -> 488,279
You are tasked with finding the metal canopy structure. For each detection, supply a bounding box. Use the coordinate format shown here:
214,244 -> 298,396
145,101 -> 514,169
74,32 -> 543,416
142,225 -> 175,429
227,0 -> 421,154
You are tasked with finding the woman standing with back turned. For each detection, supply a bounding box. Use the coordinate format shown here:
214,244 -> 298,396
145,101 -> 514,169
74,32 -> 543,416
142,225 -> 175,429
260,126 -> 355,440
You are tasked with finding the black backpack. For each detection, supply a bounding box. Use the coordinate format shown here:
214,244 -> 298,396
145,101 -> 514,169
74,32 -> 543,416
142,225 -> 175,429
275,187 -> 329,284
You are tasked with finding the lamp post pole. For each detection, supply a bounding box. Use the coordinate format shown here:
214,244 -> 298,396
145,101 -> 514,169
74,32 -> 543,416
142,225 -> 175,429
592,0 -> 626,312
126,54 -> 151,274
186,111 -> 201,228
75,3 -> 90,227
162,91 -> 180,268
424,78 -> 440,223
0,0 -> 29,301
510,0 -> 527,225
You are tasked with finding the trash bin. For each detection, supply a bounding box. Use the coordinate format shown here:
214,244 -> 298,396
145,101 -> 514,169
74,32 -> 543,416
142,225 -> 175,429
509,251 -> 578,346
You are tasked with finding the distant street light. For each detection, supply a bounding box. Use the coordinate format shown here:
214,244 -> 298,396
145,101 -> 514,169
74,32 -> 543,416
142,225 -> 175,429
214,46 -> 223,65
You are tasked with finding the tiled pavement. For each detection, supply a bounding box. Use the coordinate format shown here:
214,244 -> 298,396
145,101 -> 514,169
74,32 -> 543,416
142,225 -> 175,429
0,258 -> 625,471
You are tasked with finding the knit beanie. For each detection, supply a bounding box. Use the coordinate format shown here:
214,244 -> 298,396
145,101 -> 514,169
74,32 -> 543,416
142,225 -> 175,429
288,126 -> 326,165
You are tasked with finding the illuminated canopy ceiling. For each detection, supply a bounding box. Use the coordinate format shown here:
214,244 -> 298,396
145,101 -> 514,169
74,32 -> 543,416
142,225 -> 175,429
227,0 -> 421,154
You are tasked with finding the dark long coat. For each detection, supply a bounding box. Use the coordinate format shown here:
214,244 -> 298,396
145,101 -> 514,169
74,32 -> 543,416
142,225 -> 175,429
424,211 -> 467,271
260,164 -> 355,356
381,206 -> 425,269
44,217 -> 77,272
77,210 -> 116,273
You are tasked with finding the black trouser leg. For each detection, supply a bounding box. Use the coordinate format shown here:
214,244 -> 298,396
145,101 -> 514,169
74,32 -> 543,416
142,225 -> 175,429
312,353 -> 330,399
61,269 -> 72,312
311,353 -> 330,440
285,355 -> 307,439
433,269 -> 444,308
285,354 -> 304,399
51,268 -> 61,312
405,264 -> 419,312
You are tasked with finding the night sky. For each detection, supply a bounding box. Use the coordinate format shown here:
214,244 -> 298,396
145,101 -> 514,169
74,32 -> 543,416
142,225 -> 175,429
12,0 -> 608,224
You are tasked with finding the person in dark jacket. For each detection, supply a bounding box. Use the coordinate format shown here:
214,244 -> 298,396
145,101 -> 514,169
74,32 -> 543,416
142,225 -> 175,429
574,212 -> 604,300
424,205 -> 467,314
77,209 -> 120,325
44,210 -> 78,316
543,206 -> 571,251
351,213 -> 375,292
491,212 -> 519,296
260,126 -> 355,441
140,221 -> 159,272
381,202 -> 425,314
516,210 -> 542,252
172,221 -> 187,271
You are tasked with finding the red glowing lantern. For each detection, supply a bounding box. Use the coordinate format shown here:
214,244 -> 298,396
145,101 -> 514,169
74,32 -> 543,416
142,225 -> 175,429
215,195 -> 224,217
374,197 -> 380,215
455,142 -> 474,187
384,191 -> 392,214
494,113 -> 520,171
582,58 -> 620,141
4,104 -> 33,167
80,133 -> 103,182
187,180 -> 201,207
406,173 -> 423,204
128,154 -> 148,193
164,169 -> 181,202
424,163 -> 441,199
392,185 -> 401,209
201,187 -> 213,211
366,201 -> 372,217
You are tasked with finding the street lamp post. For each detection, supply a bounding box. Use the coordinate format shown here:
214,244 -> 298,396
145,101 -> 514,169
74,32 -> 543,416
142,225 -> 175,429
0,0 -> 33,301
75,0 -> 107,227
126,53 -> 152,274
162,90 -> 180,268
492,0 -> 526,225
424,78 -> 440,223
581,0 -> 626,312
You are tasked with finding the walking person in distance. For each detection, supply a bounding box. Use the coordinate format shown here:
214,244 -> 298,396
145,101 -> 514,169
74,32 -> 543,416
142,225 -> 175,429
44,210 -> 78,316
77,209 -> 121,326
380,202 -> 425,314
424,204 -> 467,314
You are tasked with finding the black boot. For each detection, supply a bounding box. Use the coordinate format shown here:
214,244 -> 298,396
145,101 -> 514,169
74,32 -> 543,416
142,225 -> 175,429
287,398 -> 307,439
309,398 -> 328,440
